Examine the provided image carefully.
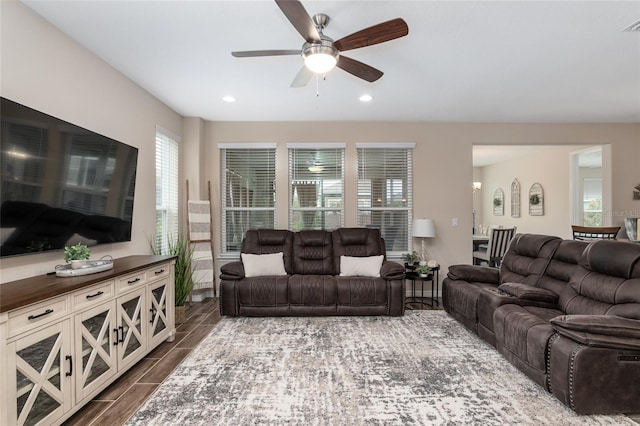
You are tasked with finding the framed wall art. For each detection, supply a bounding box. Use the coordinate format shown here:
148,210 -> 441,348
511,178 -> 521,218
493,188 -> 504,216
529,183 -> 544,216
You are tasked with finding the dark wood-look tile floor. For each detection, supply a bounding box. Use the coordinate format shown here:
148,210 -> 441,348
63,297 -> 221,426
62,296 -> 640,425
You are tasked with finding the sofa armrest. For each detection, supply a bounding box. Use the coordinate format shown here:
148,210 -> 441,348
497,282 -> 558,303
380,261 -> 405,280
550,315 -> 640,350
446,264 -> 500,284
220,261 -> 245,280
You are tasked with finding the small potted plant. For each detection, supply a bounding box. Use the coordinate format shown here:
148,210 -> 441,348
415,264 -> 431,278
64,242 -> 90,269
402,251 -> 420,269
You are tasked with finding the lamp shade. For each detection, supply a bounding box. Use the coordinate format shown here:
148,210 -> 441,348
412,218 -> 436,238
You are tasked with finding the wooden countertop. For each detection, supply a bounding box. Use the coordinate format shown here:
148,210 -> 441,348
0,255 -> 175,313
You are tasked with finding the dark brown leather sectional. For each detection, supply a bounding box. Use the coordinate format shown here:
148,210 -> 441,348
219,228 -> 405,316
443,233 -> 640,414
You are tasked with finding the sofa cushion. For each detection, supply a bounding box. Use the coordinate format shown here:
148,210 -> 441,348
562,240 -> 640,319
292,230 -> 333,275
339,255 -> 383,277
241,229 -> 294,273
241,252 -> 287,277
336,276 -> 387,307
498,282 -> 558,303
289,275 -> 337,307
237,276 -> 289,308
499,234 -> 561,286
493,304 -> 564,372
332,228 -> 384,275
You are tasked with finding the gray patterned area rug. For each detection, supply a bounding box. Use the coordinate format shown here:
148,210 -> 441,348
127,311 -> 634,426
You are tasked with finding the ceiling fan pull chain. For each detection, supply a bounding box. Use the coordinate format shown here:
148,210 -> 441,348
316,74 -> 320,97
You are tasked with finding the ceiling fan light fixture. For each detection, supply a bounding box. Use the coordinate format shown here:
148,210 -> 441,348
302,43 -> 338,74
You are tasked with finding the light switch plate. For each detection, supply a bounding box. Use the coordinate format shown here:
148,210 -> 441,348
452,217 -> 459,227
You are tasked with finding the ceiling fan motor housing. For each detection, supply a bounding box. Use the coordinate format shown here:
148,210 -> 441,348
302,37 -> 339,74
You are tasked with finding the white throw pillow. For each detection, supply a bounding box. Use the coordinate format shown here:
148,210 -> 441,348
339,255 -> 384,278
241,252 -> 287,277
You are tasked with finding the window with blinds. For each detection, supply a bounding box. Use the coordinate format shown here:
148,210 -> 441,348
220,145 -> 276,253
288,144 -> 345,231
155,127 -> 179,255
357,144 -> 414,254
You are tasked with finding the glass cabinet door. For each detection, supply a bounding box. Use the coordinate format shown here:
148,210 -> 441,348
74,302 -> 117,401
11,321 -> 71,426
116,287 -> 146,369
148,279 -> 170,347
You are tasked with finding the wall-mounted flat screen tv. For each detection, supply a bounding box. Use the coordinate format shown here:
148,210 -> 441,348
1,97 -> 138,258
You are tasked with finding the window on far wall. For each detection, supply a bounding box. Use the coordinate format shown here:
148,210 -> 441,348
155,127 -> 179,255
583,177 -> 603,226
288,144 -> 345,231
220,144 -> 276,253
357,143 -> 414,255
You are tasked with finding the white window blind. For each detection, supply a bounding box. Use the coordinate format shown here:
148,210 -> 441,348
357,146 -> 413,254
583,177 -> 603,226
289,146 -> 344,231
155,127 -> 179,255
220,146 -> 276,253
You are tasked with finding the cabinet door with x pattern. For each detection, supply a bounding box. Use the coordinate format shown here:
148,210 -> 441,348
115,287 -> 147,370
74,301 -> 117,402
7,320 -> 72,426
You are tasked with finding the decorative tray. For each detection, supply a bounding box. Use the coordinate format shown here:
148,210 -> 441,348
55,259 -> 114,277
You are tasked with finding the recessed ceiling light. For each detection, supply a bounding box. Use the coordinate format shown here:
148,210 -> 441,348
359,94 -> 373,102
222,96 -> 236,103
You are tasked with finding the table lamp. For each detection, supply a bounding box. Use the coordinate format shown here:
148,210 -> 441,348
412,218 -> 436,261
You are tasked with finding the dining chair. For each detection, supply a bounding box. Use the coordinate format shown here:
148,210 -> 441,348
571,225 -> 620,241
473,227 -> 517,267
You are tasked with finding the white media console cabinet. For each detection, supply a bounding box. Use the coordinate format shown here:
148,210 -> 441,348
0,255 -> 176,426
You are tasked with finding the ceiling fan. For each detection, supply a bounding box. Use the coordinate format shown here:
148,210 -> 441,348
231,0 -> 409,87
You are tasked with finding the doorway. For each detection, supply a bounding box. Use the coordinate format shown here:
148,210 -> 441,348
570,145 -> 612,226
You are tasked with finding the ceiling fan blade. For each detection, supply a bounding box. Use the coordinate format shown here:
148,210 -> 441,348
232,49 -> 300,58
337,56 -> 383,82
275,0 -> 320,43
290,66 -> 314,88
333,18 -> 408,52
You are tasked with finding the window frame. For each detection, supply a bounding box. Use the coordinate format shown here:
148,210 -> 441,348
356,143 -> 415,256
219,143 -> 277,254
287,143 -> 346,231
155,126 -> 180,255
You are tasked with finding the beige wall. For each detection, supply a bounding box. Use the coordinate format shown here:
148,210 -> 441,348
478,146 -> 590,239
204,122 -> 639,283
0,2 -> 182,283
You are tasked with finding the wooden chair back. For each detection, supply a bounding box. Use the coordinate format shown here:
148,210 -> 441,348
571,225 -> 620,241
487,227 -> 516,266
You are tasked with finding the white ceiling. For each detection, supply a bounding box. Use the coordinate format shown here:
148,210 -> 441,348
22,0 -> 640,123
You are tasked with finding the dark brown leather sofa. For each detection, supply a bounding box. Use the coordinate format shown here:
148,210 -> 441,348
219,228 -> 405,317
443,233 -> 640,414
